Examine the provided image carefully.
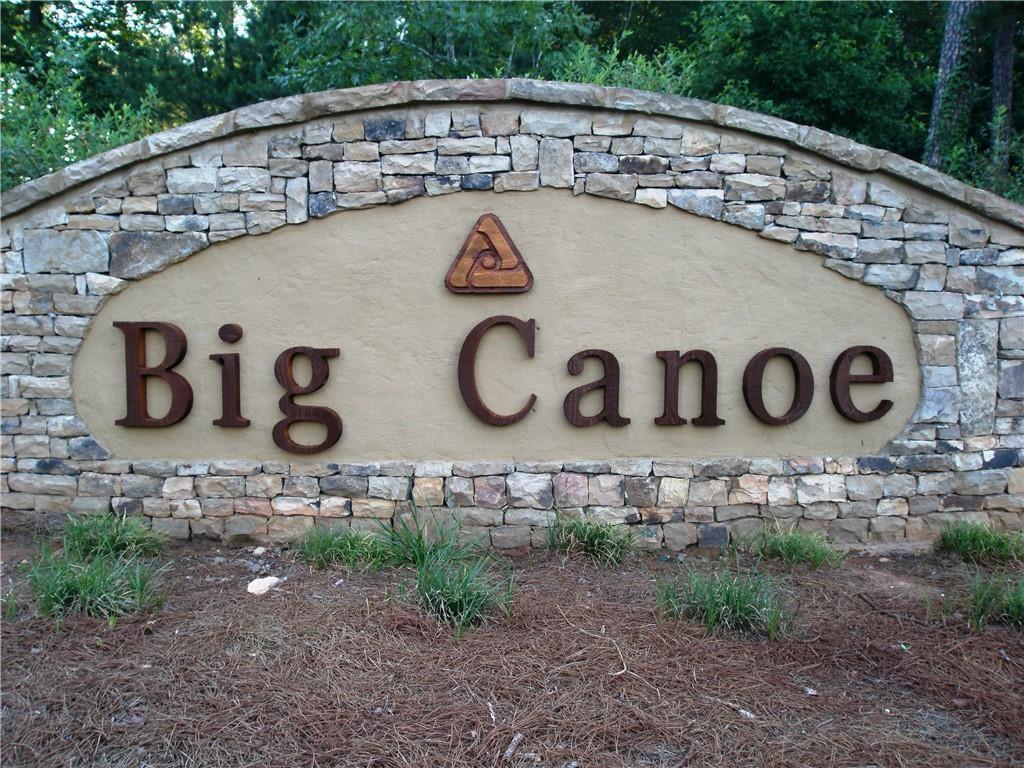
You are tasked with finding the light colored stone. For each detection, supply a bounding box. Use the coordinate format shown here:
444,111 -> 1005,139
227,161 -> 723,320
271,496 -> 318,516
584,173 -> 637,201
538,138 -> 573,188
796,475 -> 846,504
688,479 -> 728,506
520,110 -> 590,137
333,161 -> 382,192
658,477 -> 690,506
506,472 -> 553,508
23,230 -> 108,274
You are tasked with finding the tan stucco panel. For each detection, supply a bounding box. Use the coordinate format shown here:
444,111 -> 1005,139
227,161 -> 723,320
75,190 -> 920,461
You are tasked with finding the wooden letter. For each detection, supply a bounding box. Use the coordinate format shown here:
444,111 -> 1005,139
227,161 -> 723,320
742,347 -> 814,426
209,323 -> 250,428
655,349 -> 725,427
830,345 -> 894,422
563,349 -> 630,427
114,321 -> 193,427
458,315 -> 537,426
273,346 -> 343,454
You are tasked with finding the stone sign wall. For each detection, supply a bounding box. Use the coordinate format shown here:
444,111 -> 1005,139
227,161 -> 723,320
1,79 -> 1022,550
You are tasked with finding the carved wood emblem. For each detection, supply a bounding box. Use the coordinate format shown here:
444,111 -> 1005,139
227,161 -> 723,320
445,213 -> 533,294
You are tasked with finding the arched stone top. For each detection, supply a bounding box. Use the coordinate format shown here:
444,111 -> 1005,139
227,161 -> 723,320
3,78 -> 1023,230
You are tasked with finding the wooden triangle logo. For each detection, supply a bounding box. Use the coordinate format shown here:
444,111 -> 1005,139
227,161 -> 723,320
445,213 -> 533,294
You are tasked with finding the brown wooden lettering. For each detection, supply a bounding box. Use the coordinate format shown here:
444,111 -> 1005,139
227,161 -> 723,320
563,349 -> 630,427
742,347 -> 814,426
209,323 -> 250,428
830,345 -> 894,422
273,346 -> 342,454
457,315 -> 537,426
114,321 -> 193,427
655,349 -> 725,427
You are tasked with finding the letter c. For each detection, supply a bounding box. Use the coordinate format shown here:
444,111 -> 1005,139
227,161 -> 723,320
457,315 -> 536,426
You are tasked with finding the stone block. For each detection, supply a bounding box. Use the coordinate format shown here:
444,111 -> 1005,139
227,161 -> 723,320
352,498 -> 395,519
474,475 -> 506,508
167,499 -> 200,519
333,161 -> 382,192
538,138 -> 573,188
697,523 -> 729,548
196,475 -> 245,498
796,475 -> 846,503
108,231 -> 207,279
368,475 -> 410,500
490,525 -> 532,549
729,474 -> 768,504
668,189 -> 723,219
506,472 -> 553,508
23,230 -> 108,274
585,173 -> 638,201
663,522 -> 698,549
688,479 -> 727,506
152,517 -> 190,540
520,111 -> 590,136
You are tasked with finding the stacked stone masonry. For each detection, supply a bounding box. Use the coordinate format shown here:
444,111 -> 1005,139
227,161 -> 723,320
2,80 -> 1022,549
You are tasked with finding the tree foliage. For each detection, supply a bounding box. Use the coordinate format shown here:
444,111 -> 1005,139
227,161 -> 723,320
0,1 -> 1020,200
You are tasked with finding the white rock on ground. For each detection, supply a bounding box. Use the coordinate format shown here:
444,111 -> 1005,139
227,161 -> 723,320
246,576 -> 282,595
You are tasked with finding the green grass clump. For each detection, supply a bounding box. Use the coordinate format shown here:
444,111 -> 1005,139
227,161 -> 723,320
62,513 -> 166,559
936,522 -> 1024,564
656,568 -> 789,640
549,516 -> 635,566
380,514 -> 472,568
27,544 -> 165,622
749,526 -> 844,569
414,554 -> 513,635
296,527 -> 387,569
967,572 -> 1024,630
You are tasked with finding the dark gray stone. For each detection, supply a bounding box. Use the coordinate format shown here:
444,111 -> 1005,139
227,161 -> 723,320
68,436 -> 110,460
108,231 -> 207,279
158,195 -> 195,215
697,523 -> 729,548
624,476 -> 659,507
959,248 -> 999,266
34,458 -> 79,475
695,459 -> 750,477
308,192 -> 337,218
999,360 -> 1024,399
618,154 -> 669,174
785,180 -> 829,202
461,173 -> 493,190
983,449 -> 1017,469
364,118 -> 405,142
320,474 -> 369,496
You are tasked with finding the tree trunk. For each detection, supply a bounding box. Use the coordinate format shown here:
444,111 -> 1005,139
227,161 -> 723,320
924,0 -> 979,168
991,9 -> 1017,177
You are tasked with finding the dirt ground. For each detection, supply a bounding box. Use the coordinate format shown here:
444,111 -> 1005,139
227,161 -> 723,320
1,520 -> 1022,768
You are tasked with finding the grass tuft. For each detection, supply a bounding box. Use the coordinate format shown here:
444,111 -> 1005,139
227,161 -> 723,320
549,516 -> 635,566
967,572 -> 1023,630
62,513 -> 166,559
296,527 -> 387,569
27,544 -> 166,622
414,554 -> 513,635
2,587 -> 18,621
380,513 -> 472,568
749,526 -> 844,569
656,568 -> 789,640
936,522 -> 1024,564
